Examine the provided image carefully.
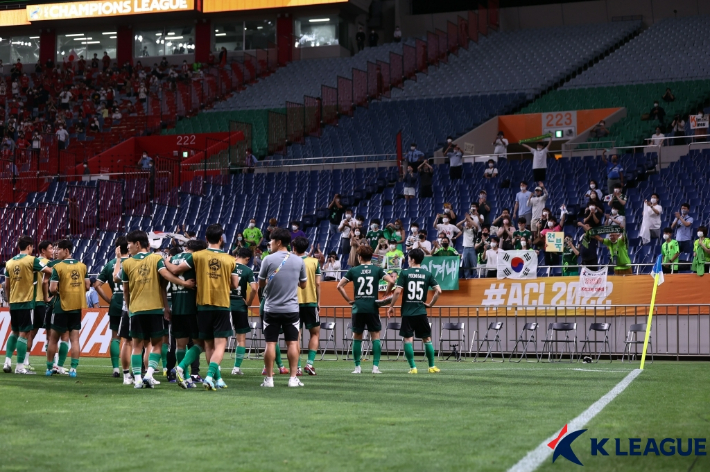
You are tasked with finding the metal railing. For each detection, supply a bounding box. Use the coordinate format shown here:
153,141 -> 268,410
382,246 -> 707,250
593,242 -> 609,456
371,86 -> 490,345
257,153 -> 397,168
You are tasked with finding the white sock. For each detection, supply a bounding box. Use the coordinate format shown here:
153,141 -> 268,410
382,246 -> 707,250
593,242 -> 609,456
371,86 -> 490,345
205,376 -> 213,383
113,367 -> 120,373
4,357 -> 11,365
233,367 -> 240,372
145,367 -> 154,379
24,357 -> 30,366
134,375 -> 143,383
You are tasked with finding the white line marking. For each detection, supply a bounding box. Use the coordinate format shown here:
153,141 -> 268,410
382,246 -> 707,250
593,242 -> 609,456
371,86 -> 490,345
508,368 -> 642,472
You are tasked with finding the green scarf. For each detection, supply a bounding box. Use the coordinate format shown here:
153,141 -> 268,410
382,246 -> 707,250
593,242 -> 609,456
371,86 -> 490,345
519,133 -> 552,144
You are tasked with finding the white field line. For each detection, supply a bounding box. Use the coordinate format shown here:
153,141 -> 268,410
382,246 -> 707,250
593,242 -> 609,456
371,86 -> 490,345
507,368 -> 642,472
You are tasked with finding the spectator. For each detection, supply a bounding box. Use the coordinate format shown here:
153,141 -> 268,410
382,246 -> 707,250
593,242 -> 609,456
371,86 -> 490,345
430,232 -> 447,253
447,144 -> 463,180
263,218 -> 278,247
649,100 -> 665,125
383,219 -> 405,251
477,190 -> 491,222
412,230 -> 431,255
586,190 -> 603,214
323,252 -> 341,281
661,228 -> 680,274
538,215 -> 562,266
434,211 -> 460,241
385,242 -> 404,271
417,159 -> 433,197
55,125 -> 69,150
374,238 -> 389,258
457,214 -> 479,279
584,180 -> 603,205
366,219 -> 383,249
605,201 -> 626,229
338,209 -> 355,256
435,202 -> 457,225
102,51 -> 111,72
691,226 -> 710,276
404,143 -> 424,170
522,136 -> 551,182
671,203 -> 694,255
393,26 -> 402,43
433,236 -> 458,257
466,203 -> 483,230
590,120 -> 609,138
327,193 -> 344,231
403,165 -> 416,200
640,193 -> 662,245
59,88 -> 72,109
562,235 -> 580,276
252,247 -> 263,272
356,27 -> 366,52
496,213 -> 515,250
608,182 -> 628,216
602,232 -> 631,275
474,227 -> 490,271
86,277 -> 99,307
670,114 -> 686,145
481,236 -> 500,278
513,181 -> 532,224
348,227 -> 367,267
243,218 -> 263,248
230,233 -> 247,255
528,182 -> 548,235
578,227 -> 601,271
405,222 -> 420,253
493,131 -> 508,157
580,201 -> 603,229
601,150 -> 624,195
693,109 -> 707,142
491,207 -> 511,228
290,220 -> 307,242
138,151 -> 152,169
513,217 -> 532,250
662,88 -> 675,102
650,126 -> 665,146
442,136 -> 455,156
245,149 -> 256,172
368,29 -> 379,48
483,159 -> 498,179
89,117 -> 101,132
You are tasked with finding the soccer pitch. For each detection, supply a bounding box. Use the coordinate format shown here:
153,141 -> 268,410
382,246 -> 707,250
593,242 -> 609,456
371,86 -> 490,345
0,357 -> 707,472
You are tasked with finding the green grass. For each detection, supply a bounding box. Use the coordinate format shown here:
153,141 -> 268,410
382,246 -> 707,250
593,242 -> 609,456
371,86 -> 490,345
0,357 -> 707,472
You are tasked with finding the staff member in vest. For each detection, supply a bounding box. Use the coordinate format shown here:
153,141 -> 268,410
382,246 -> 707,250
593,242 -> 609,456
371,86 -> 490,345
258,228 -> 308,388
122,230 -> 195,389
46,239 -> 89,378
521,136 -> 551,182
293,236 -> 321,376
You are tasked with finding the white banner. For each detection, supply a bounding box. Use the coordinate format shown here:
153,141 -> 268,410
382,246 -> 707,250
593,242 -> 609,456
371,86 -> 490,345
579,266 -> 608,296
689,115 -> 709,130
497,250 -> 538,279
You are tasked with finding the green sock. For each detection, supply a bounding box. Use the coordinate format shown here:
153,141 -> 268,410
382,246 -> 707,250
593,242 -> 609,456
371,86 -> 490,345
70,358 -> 79,370
307,349 -> 317,366
110,339 -> 120,369
148,353 -> 160,373
160,343 -> 169,368
424,342 -> 435,368
234,346 -> 246,368
46,361 -> 53,370
179,345 -> 203,371
58,341 -> 69,367
353,340 -> 362,367
275,347 -> 283,368
404,342 -> 416,368
207,361 -> 219,379
5,333 -> 18,360
131,354 -> 142,377
176,348 -> 186,368
372,340 -> 381,367
297,356 -> 302,368
16,337 -> 28,365
214,364 -> 221,380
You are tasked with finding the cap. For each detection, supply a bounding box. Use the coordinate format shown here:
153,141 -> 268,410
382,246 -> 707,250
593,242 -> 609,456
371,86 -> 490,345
535,186 -> 542,191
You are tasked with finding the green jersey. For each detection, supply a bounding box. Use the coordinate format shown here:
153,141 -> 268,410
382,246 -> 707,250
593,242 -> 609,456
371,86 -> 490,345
602,236 -> 631,270
562,245 -> 579,276
344,264 -> 387,314
230,263 -> 255,312
395,267 -> 439,317
242,227 -> 263,247
170,253 -> 196,315
661,240 -> 680,271
366,230 -> 384,249
97,257 -> 128,313
513,229 -> 532,250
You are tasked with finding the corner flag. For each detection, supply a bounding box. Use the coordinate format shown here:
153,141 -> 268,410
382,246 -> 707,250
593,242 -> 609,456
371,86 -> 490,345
640,255 -> 663,369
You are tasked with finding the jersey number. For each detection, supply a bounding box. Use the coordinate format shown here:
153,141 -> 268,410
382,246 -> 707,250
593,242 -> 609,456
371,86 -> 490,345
357,277 -> 374,296
408,281 -> 425,301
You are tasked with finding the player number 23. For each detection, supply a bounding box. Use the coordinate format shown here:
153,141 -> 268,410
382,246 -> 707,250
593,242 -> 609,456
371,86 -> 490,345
357,277 -> 374,296
408,281 -> 424,300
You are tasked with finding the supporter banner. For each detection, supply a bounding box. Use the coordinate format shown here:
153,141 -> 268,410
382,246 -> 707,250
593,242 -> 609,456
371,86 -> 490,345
421,256 -> 459,290
27,0 -> 194,21
689,115 -> 709,129
497,250 -> 537,279
579,266 -> 608,297
0,309 -> 112,357
518,133 -> 552,144
545,232 -> 564,253
588,225 -> 623,236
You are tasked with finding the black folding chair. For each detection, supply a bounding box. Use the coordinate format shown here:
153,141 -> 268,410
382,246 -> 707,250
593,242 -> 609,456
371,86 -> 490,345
579,323 -> 612,363
438,322 -> 465,361
622,323 -> 653,363
383,322 -> 402,360
540,322 -> 578,363
473,322 -> 504,362
508,322 -> 539,363
246,321 -> 263,359
319,322 -> 338,361
341,323 -> 370,360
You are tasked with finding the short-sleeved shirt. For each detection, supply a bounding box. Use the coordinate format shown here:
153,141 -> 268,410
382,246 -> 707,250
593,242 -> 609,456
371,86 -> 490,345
532,148 -> 547,169
258,251 -> 307,313
609,193 -> 627,216
662,240 -> 680,271
242,227 -> 263,247
343,264 -> 387,314
395,267 -> 439,317
529,193 -> 548,220
673,216 -> 694,242
516,191 -> 532,215
606,162 -> 623,180
98,257 -> 128,313
433,247 -> 459,256
230,263 -> 255,312
513,229 -> 533,249
4,254 -> 46,309
602,237 -> 631,270
366,230 -> 384,249
170,252 -> 196,315
435,223 -> 460,240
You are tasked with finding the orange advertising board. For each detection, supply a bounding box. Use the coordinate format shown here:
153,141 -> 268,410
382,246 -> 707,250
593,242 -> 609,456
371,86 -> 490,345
201,0 -> 346,14
0,10 -> 31,26
27,0 -> 194,21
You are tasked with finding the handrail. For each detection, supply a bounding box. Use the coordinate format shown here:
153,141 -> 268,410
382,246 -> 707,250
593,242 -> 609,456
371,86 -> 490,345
643,133 -> 710,143
257,153 -> 397,168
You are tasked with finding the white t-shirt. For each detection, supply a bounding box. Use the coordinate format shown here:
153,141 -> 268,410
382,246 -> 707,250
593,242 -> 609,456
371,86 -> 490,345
532,148 -> 548,169
338,218 -> 355,239
651,133 -> 664,146
436,223 -> 460,240
462,226 -> 476,247
643,204 -> 662,230
493,138 -> 508,155
484,167 -> 498,177
412,239 -> 431,253
55,129 -> 69,142
485,249 -> 499,269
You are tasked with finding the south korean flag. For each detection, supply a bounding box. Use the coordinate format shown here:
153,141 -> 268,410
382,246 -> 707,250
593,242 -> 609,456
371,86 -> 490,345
497,250 -> 538,280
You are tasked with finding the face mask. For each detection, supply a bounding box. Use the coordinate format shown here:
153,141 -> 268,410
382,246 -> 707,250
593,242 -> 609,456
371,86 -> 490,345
249,223 -> 255,228
491,242 -> 497,248
588,206 -> 595,212
663,234 -> 670,240
291,225 -> 298,231
547,221 -> 554,228
371,224 -> 378,230
345,214 -> 352,219
388,245 -> 395,251
442,218 -> 449,224
590,184 -> 596,189
482,233 -> 489,237
542,212 -> 548,217
354,231 -> 360,236
237,237 -> 242,241
521,241 -> 527,247
437,238 -> 442,244
479,194 -> 486,199
611,209 -> 618,216
698,232 -> 704,238
442,243 -> 449,248
447,138 -> 452,143
411,227 -> 418,233
394,224 -> 401,229
503,219 -> 509,225
410,146 -> 415,151
488,163 -> 494,168
614,188 -> 621,194
650,198 -> 657,204
681,209 -> 688,215
520,186 -> 526,192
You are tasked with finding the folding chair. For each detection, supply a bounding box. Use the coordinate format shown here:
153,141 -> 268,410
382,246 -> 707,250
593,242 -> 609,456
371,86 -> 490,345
341,323 -> 370,360
473,322 -> 504,362
540,322 -> 577,363
319,322 -> 338,360
227,336 -> 237,357
622,323 -> 653,363
579,323 -> 612,363
508,322 -> 539,363
438,322 -> 465,361
383,322 -> 402,360
246,321 -> 263,359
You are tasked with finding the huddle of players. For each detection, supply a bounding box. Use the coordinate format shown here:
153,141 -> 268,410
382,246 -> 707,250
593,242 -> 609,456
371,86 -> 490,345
2,224 -> 443,385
